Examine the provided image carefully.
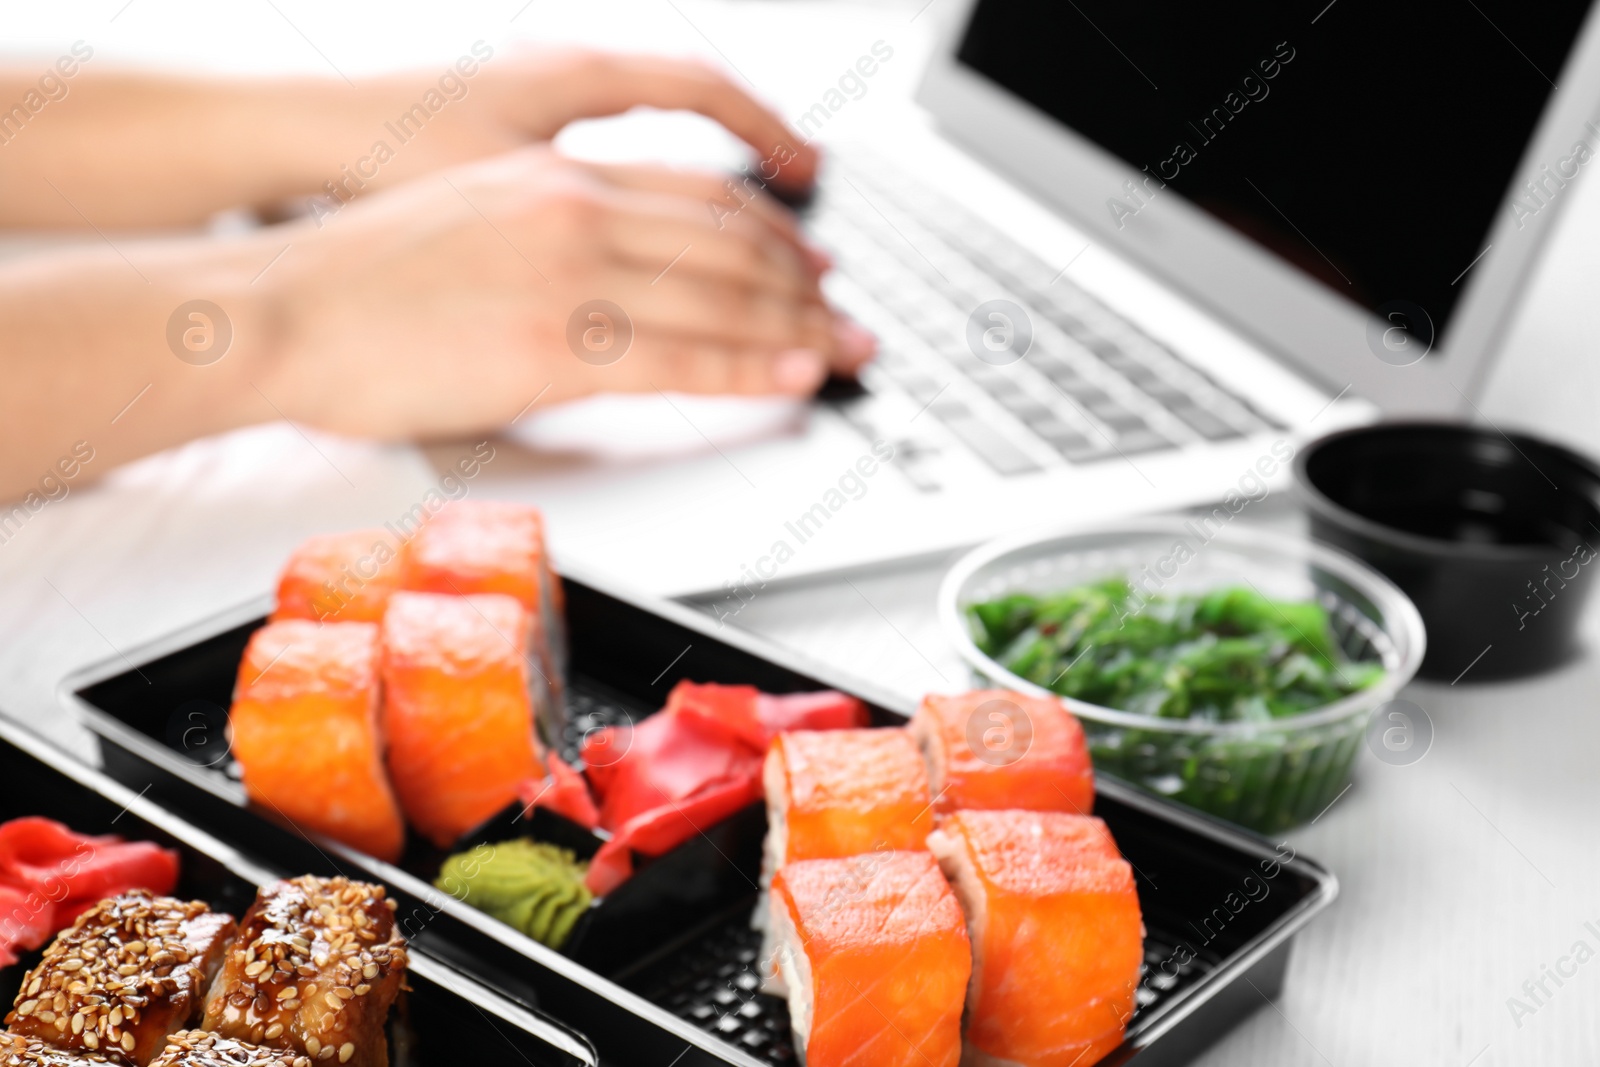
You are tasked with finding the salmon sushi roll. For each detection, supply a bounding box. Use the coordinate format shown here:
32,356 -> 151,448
763,729 -> 933,872
270,529 -> 402,625
769,852 -> 970,1067
398,500 -> 564,720
910,690 -> 1093,815
928,810 -> 1144,1067
230,620 -> 405,861
381,591 -> 544,847
757,728 -> 934,956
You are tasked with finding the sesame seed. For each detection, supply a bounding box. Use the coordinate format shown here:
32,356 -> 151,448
338,1044 -> 354,1063
305,1037 -> 321,1057
264,1023 -> 284,1040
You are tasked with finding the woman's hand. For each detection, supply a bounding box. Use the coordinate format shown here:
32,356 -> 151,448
362,49 -> 819,196
255,145 -> 873,439
0,50 -> 816,226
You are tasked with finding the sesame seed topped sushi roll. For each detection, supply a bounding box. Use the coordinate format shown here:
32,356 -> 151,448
200,877 -> 406,1067
0,1034 -> 117,1067
149,1033 -> 309,1067
6,891 -> 236,1065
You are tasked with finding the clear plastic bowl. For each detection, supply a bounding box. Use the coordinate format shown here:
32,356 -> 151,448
938,518 -> 1427,834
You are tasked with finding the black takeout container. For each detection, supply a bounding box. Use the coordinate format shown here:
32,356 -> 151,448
1296,421 -> 1600,681
0,717 -> 596,1067
62,567 -> 1338,1067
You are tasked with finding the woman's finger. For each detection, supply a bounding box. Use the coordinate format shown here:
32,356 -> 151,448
587,330 -> 828,396
589,191 -> 816,299
539,53 -> 818,191
614,268 -> 833,353
582,160 -> 812,253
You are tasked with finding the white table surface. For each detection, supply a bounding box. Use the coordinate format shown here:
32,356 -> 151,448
4,3 -> 1600,1066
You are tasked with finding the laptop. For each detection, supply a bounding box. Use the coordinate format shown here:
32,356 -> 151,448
496,0 -> 1600,599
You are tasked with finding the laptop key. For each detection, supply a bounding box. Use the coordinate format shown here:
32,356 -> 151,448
894,373 -> 949,405
1038,361 -> 1088,387
1170,404 -> 1243,441
1059,442 -> 1121,465
1094,409 -> 1150,434
1113,429 -> 1176,456
1003,397 -> 1056,425
977,376 -> 1027,400
1059,385 -> 1112,408
1116,363 -> 1162,388
1142,379 -> 1194,404
935,410 -> 1042,476
1031,422 -> 1095,455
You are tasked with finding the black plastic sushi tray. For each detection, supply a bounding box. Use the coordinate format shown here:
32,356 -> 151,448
0,717 -> 595,1066
59,565 -> 1337,1067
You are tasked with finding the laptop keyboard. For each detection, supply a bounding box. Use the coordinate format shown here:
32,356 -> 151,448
804,154 -> 1283,487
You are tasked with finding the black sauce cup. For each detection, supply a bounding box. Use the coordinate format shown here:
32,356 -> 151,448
1295,422 -> 1600,682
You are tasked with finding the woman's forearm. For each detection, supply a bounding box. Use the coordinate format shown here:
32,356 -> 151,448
0,67 -> 493,229
0,49 -> 819,232
0,233 -> 277,500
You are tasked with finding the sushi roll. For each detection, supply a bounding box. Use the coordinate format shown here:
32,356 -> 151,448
381,591 -> 545,847
757,728 -> 934,963
768,852 -> 970,1067
0,1034 -> 116,1066
909,690 -> 1093,815
927,810 -> 1144,1067
148,1033 -> 309,1067
6,891 -> 237,1065
201,877 -> 406,1067
229,621 -> 405,862
270,530 -> 402,625
398,500 -> 564,725
762,729 -> 934,876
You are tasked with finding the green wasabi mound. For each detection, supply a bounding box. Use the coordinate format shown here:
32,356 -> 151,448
437,839 -> 593,950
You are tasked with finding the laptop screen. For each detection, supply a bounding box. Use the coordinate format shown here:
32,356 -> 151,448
957,0 -> 1593,342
